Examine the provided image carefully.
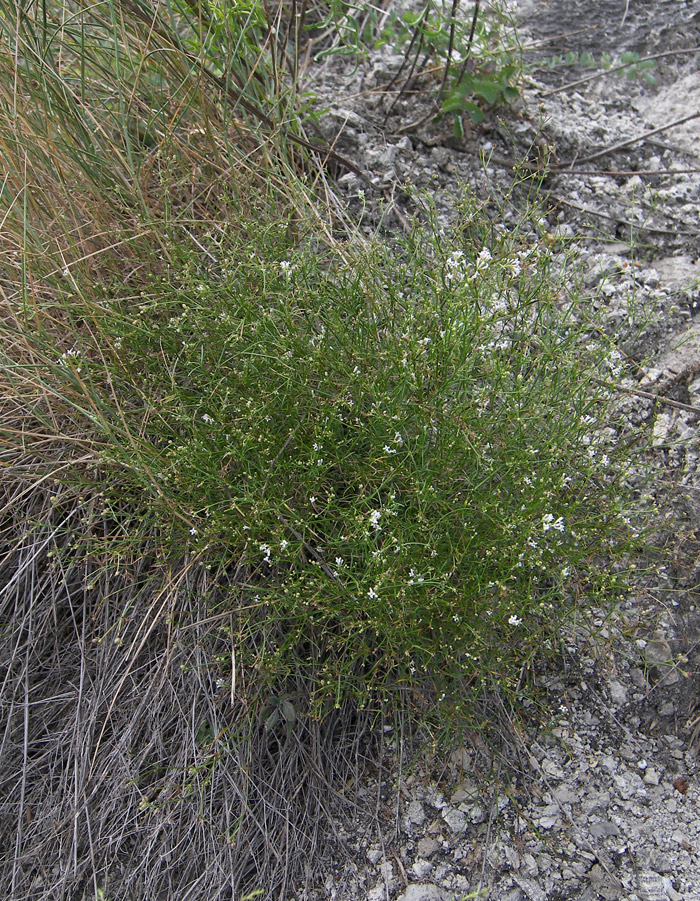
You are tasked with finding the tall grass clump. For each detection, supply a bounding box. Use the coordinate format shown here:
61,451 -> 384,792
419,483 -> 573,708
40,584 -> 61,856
0,0 -> 355,897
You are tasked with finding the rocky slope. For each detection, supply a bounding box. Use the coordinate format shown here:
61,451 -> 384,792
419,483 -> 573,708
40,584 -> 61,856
300,2 -> 700,899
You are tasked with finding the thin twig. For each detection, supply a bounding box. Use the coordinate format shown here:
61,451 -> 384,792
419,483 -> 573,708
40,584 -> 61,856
549,194 -> 699,237
598,379 -> 700,417
520,25 -> 599,50
550,167 -> 700,177
452,0 -> 481,94
621,0 -> 630,26
574,110 -> 700,165
435,0 -> 463,109
492,155 -> 700,177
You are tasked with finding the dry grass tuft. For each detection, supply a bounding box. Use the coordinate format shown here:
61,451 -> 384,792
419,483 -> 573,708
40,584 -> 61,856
0,480 -> 385,899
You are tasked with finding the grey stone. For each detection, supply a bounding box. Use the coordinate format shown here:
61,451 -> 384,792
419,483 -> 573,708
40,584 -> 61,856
588,863 -> 623,900
644,639 -> 674,665
501,890 -> 525,901
450,747 -> 472,770
542,758 -> 565,779
608,679 -> 628,705
553,785 -> 580,805
660,668 -> 681,686
395,883 -> 450,901
640,268 -> 661,288
589,821 -> 621,839
441,807 -> 467,834
522,853 -> 539,877
367,846 -> 383,865
407,799 -> 426,826
671,829 -> 690,847
635,868 -> 668,901
511,874 -> 548,901
411,859 -> 434,879
631,667 -> 647,688
451,778 -> 478,803
468,804 -> 487,824
415,836 -> 440,859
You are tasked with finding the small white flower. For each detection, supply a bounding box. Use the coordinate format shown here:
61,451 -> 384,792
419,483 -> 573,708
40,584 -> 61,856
542,513 -> 565,533
367,587 -> 378,599
508,615 -> 522,627
190,527 -> 198,536
57,347 -> 81,365
369,509 -> 381,529
453,615 -> 461,623
384,445 -> 397,454
335,556 -> 344,567
260,543 -> 271,562
309,496 -> 316,504
280,539 -> 289,550
201,414 -> 214,424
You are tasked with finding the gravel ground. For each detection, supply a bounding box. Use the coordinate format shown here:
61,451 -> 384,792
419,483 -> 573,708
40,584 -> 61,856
298,2 -> 700,899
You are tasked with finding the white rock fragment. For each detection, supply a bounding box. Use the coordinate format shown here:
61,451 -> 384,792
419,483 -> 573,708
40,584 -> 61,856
636,867 -> 668,901
512,873 -> 548,901
608,679 -> 628,706
442,807 -> 467,834
411,859 -> 434,879
395,884 -> 451,901
367,846 -> 383,865
407,799 -> 426,826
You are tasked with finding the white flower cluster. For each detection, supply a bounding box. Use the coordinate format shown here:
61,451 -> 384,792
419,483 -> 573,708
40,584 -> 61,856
444,247 -> 493,285
542,513 -> 565,533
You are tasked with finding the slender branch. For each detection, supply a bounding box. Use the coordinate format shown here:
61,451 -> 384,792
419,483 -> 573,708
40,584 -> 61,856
549,194 -> 699,237
435,0 -> 462,108
452,0 -> 481,95
574,111 -> 700,165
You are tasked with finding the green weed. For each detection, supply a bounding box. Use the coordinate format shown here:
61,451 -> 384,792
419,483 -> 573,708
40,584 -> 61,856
543,50 -> 657,85
4,192 -> 645,723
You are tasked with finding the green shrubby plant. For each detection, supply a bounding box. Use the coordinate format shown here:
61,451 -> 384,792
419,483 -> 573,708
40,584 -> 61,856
378,0 -> 521,126
297,0 -> 521,130
33,193 -> 643,724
